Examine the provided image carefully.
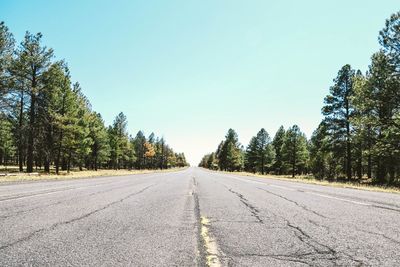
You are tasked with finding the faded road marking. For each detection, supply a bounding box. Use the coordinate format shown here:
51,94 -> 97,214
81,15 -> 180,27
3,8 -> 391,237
201,216 -> 221,267
306,192 -> 372,206
224,174 -> 373,206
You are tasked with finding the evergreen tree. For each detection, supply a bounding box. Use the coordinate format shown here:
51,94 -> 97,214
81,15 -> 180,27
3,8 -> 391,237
272,126 -> 286,174
109,112 -> 131,169
88,112 -> 110,170
218,129 -> 243,171
281,125 -> 309,177
134,131 -> 146,169
0,21 -> 14,111
245,128 -> 275,174
379,11 -> 400,72
245,136 -> 258,173
70,83 -> 93,171
322,64 -> 355,180
352,51 -> 399,183
0,115 -> 16,167
10,32 -> 54,172
309,122 -> 333,179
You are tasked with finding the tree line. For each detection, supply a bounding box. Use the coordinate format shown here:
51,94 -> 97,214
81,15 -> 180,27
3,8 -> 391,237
0,22 -> 188,173
198,126 -> 308,179
200,11 -> 400,186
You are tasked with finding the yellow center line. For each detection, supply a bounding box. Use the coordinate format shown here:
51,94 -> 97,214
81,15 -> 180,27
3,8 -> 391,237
200,216 -> 222,267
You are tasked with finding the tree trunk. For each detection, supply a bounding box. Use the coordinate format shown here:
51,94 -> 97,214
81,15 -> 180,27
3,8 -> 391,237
261,154 -> 265,175
61,157 -> 67,171
367,129 -> 372,179
346,141 -> 352,180
26,93 -> 35,173
44,160 -> 50,173
345,91 -> 352,181
376,157 -> 385,184
346,121 -> 352,180
367,154 -> 372,179
67,151 -> 71,173
18,91 -> 24,172
357,143 -> 362,180
292,140 -> 297,178
292,160 -> 295,178
55,132 -> 63,175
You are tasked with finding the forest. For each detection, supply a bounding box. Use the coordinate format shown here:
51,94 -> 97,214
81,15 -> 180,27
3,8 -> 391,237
0,22 -> 188,174
199,11 -> 400,186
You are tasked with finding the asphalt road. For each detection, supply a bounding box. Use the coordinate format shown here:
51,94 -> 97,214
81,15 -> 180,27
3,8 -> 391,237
1,167 -> 400,266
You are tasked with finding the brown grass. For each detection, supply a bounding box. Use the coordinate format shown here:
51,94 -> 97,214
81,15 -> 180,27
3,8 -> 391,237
0,167 -> 187,183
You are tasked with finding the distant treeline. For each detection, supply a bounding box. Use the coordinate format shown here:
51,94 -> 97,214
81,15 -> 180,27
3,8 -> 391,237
0,22 -> 188,173
199,11 -> 400,185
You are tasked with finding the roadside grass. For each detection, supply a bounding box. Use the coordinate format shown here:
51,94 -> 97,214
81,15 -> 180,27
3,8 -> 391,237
209,169 -> 400,194
0,166 -> 187,183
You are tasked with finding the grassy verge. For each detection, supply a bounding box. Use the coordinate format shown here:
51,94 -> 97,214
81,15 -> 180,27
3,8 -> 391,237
0,167 -> 187,183
208,169 -> 400,194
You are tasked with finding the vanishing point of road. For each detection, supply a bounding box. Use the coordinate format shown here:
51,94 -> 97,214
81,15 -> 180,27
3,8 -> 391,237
1,168 -> 399,266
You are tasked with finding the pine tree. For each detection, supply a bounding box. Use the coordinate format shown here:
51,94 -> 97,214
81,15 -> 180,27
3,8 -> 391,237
272,126 -> 286,174
134,131 -> 146,169
48,63 -> 74,174
245,128 -> 275,174
88,112 -> 110,170
0,21 -> 14,111
245,136 -> 258,173
0,115 -> 16,167
218,129 -> 243,171
379,11 -> 400,72
322,64 -> 355,180
281,125 -> 309,177
309,122 -> 332,179
256,128 -> 275,174
10,32 -> 54,172
70,83 -> 93,171
109,112 -> 130,169
352,51 -> 399,183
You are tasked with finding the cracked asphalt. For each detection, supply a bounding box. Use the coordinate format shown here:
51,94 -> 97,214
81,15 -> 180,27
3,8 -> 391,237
1,168 -> 400,266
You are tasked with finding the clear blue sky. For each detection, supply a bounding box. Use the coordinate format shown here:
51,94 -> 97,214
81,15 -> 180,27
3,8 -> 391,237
1,1 -> 399,165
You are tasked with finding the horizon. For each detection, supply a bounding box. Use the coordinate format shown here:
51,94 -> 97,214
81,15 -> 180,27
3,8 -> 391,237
1,0 -> 399,165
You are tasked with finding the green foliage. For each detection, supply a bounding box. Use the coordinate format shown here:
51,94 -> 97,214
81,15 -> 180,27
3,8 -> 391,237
0,21 -> 187,173
281,125 -> 309,177
322,64 -> 355,180
352,51 -> 400,183
272,126 -> 286,174
108,112 -> 131,169
10,31 -> 54,172
312,11 -> 400,184
199,152 -> 218,169
133,131 -> 146,169
379,11 -> 400,70
245,128 -> 275,174
0,115 -> 16,166
0,21 -> 14,111
87,112 -> 110,170
217,129 -> 244,171
309,122 -> 334,179
197,11 -> 400,187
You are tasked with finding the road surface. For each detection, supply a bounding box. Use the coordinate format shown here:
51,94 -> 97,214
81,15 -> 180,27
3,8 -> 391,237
1,167 -> 400,266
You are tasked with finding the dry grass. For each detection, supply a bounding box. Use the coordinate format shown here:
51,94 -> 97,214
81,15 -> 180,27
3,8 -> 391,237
0,167 -> 187,183
211,170 -> 400,194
